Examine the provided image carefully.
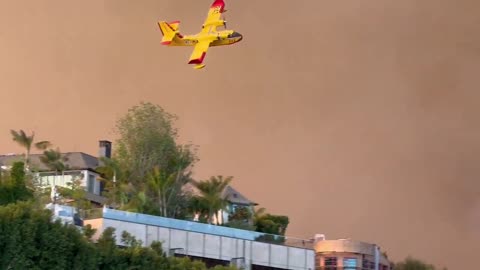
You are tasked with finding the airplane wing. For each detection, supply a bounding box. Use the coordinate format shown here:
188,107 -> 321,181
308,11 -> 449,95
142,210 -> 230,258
188,40 -> 211,66
201,0 -> 226,33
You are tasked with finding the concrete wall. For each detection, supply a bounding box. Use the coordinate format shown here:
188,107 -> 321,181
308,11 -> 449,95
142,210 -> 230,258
314,239 -> 391,269
101,209 -> 315,270
315,239 -> 376,255
83,218 -> 103,241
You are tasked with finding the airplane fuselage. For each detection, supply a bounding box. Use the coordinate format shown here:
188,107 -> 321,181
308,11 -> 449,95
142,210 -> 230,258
169,30 -> 243,47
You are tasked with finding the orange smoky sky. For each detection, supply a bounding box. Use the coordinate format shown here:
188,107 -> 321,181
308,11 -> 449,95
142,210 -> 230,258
0,0 -> 479,268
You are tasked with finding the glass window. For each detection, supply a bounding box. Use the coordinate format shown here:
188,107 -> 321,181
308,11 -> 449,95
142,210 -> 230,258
325,257 -> 337,269
87,174 -> 95,193
344,258 -> 357,269
363,259 -> 369,269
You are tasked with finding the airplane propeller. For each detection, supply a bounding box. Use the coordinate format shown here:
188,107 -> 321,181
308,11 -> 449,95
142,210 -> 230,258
223,14 -> 227,28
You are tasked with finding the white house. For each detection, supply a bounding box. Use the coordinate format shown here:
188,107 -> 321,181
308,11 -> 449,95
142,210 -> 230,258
0,140 -> 256,220
0,140 -> 112,205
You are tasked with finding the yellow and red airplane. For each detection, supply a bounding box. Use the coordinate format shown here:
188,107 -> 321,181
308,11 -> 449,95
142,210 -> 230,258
158,0 -> 243,69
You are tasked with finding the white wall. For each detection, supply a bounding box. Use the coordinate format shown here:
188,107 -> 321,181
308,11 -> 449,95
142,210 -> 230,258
102,218 -> 315,270
37,170 -> 102,195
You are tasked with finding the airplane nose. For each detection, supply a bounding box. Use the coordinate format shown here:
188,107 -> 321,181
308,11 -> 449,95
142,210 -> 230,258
229,32 -> 242,39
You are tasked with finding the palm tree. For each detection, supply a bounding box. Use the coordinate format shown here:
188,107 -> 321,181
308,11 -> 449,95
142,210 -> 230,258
10,129 -> 51,171
40,148 -> 67,172
192,175 -> 232,224
253,207 -> 267,224
147,166 -> 176,217
39,148 -> 68,203
96,157 -> 125,207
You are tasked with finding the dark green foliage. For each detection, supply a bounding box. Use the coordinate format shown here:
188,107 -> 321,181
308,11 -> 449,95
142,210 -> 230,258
225,206 -> 256,230
39,148 -> 68,173
109,102 -> 198,219
0,201 -> 239,270
10,129 -> 51,170
0,162 -> 33,206
393,257 -> 447,270
254,234 -> 286,244
0,201 -> 97,270
96,227 -> 234,270
255,214 -> 289,236
191,175 -> 232,224
114,102 -> 197,185
83,224 -> 97,242
224,220 -> 256,231
228,206 -> 252,223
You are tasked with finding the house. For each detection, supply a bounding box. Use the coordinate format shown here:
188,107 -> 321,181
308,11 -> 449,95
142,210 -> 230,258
0,140 -> 112,205
183,182 -> 258,225
220,185 -> 258,223
314,237 -> 392,270
0,140 -> 257,223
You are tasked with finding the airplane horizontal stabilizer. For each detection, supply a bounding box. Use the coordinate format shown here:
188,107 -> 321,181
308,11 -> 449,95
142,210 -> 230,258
158,21 -> 182,45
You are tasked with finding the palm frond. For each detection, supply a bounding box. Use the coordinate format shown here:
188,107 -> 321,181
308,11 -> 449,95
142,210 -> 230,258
35,141 -> 52,150
10,129 -> 33,149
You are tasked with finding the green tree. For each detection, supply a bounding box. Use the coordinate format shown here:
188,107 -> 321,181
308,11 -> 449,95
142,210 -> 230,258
62,173 -> 92,216
0,162 -> 33,206
82,224 -> 97,242
10,129 -> 51,171
253,207 -> 290,240
39,148 -> 68,203
192,175 -> 232,224
255,213 -> 289,235
39,148 -> 68,174
113,102 -> 198,218
96,227 -> 120,268
96,156 -> 137,211
225,205 -> 256,230
253,207 -> 266,224
9,161 -> 33,203
0,201 -> 238,270
147,166 -> 176,217
187,195 -> 210,223
228,206 -> 253,223
0,201 -> 97,270
393,257 -> 447,270
114,102 -> 197,186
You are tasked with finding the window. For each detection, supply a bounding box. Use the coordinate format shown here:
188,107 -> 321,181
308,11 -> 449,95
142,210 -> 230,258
362,259 -> 369,269
324,257 -> 337,269
343,258 -> 357,269
87,174 -> 95,193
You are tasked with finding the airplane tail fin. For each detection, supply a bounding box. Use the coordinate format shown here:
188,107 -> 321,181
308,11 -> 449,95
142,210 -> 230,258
158,21 -> 182,45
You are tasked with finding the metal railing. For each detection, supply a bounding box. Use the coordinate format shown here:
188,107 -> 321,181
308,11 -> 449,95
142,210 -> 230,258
78,208 -> 103,220
103,208 -> 315,250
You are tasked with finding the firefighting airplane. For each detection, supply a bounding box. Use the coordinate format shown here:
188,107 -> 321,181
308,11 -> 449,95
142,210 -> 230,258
158,0 -> 243,69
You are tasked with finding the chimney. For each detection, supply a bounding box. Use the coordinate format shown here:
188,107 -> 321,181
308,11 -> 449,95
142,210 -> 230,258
314,234 -> 326,243
98,140 -> 112,158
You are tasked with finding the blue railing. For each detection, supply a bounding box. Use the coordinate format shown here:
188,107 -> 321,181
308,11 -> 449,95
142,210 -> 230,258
102,208 -> 314,249
103,208 -> 266,241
